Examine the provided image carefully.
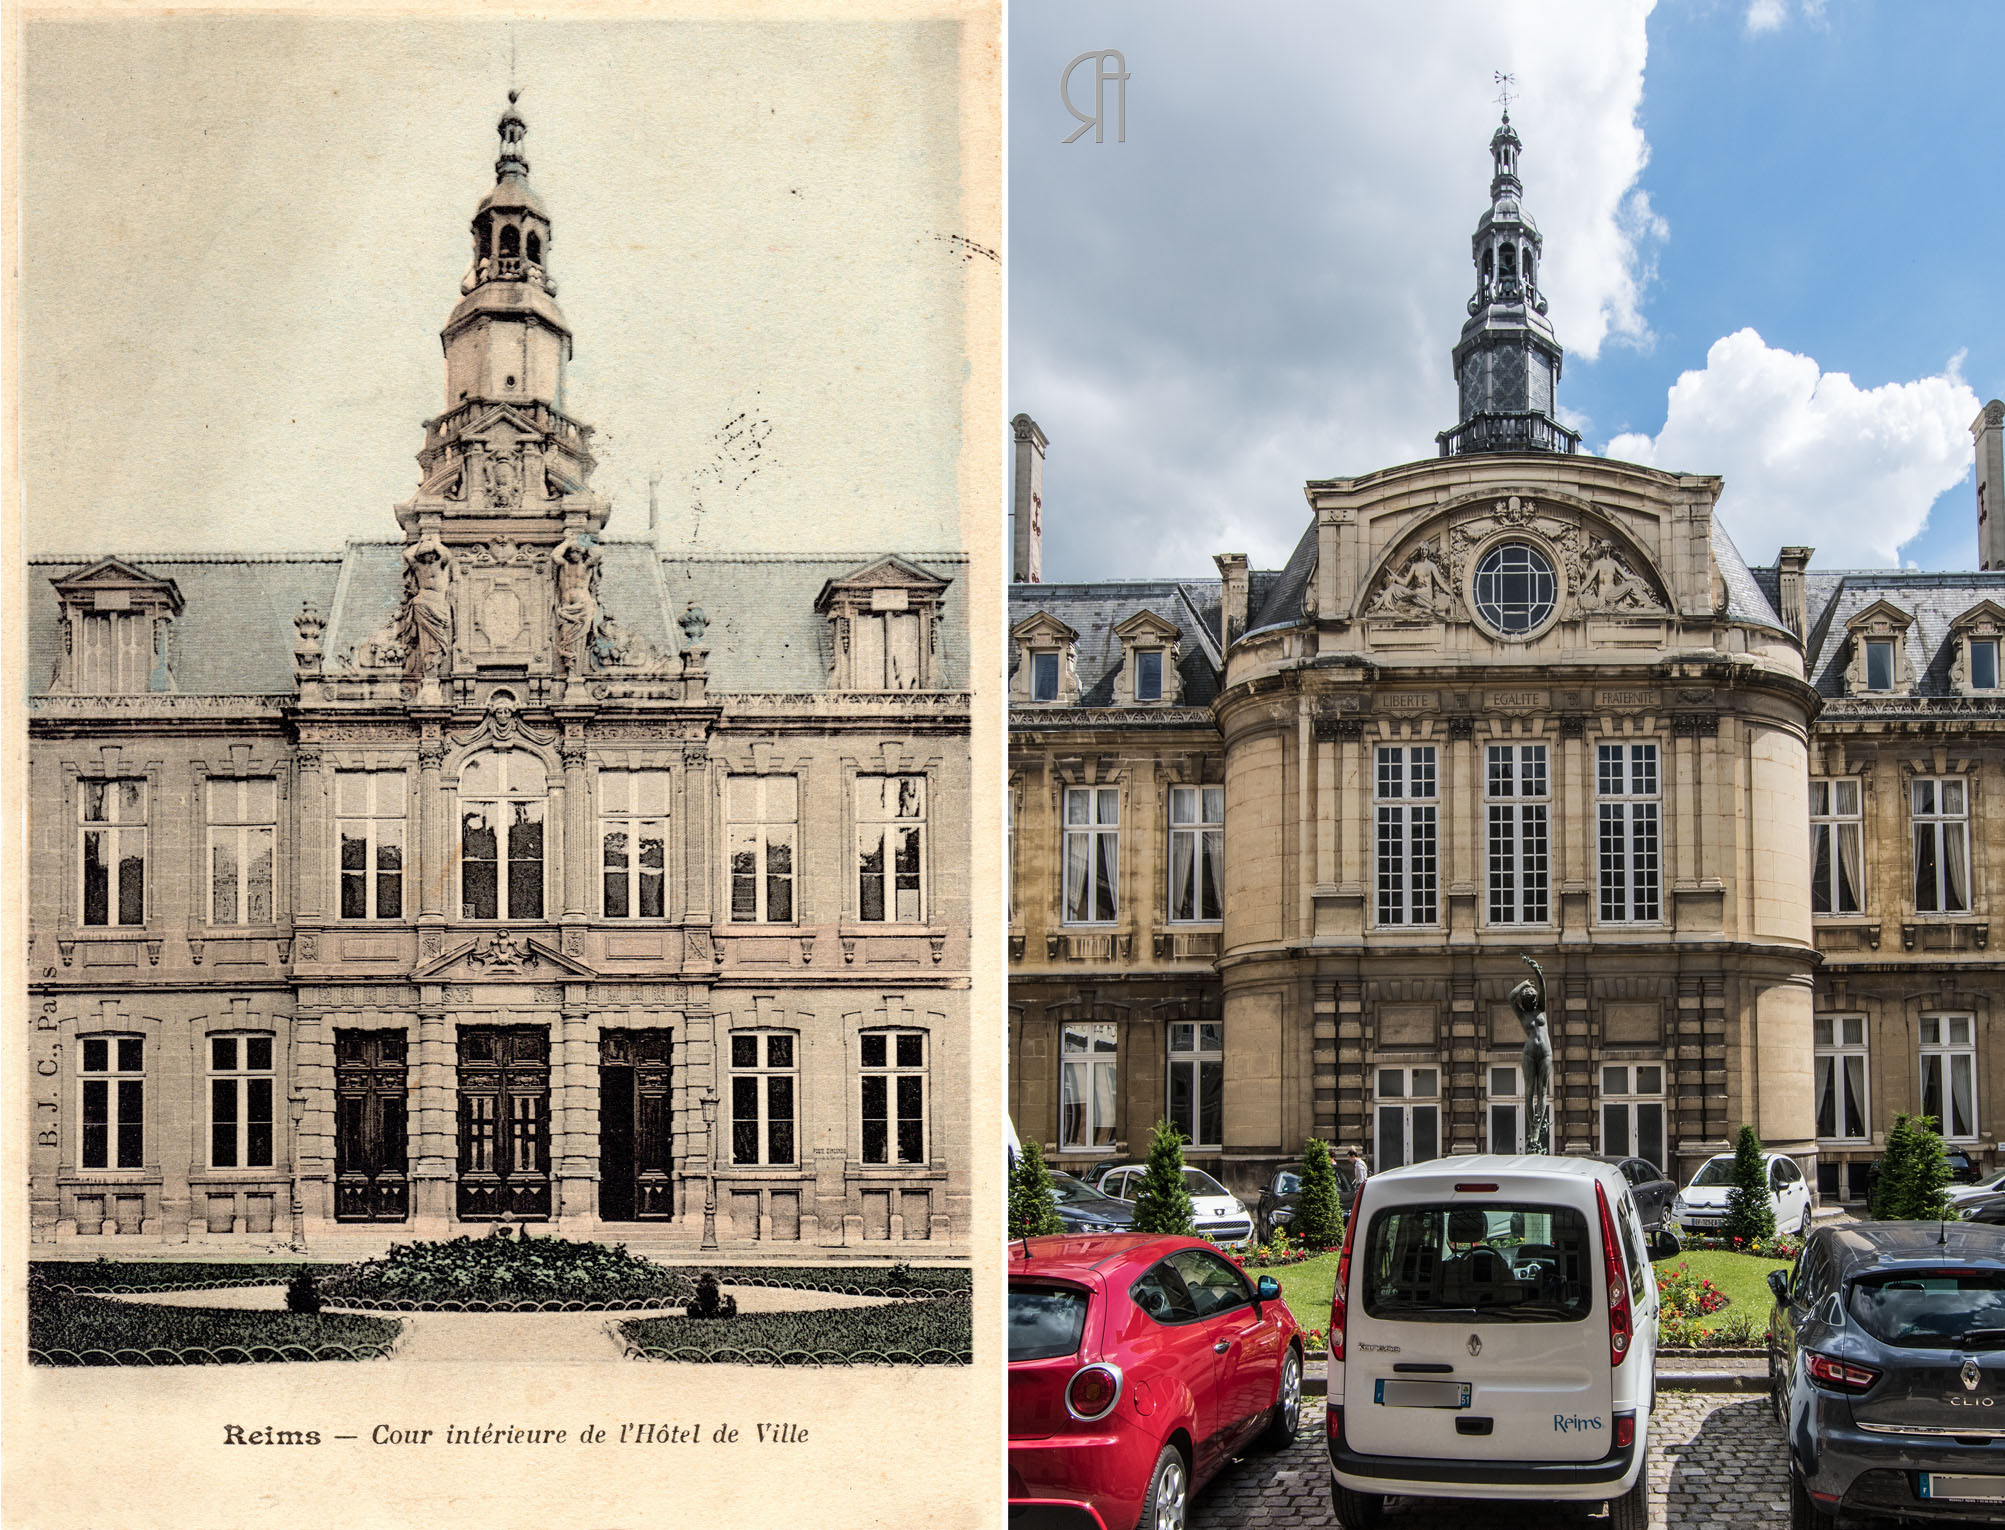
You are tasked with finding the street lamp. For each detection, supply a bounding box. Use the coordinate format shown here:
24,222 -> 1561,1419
699,1089 -> 719,1250
287,1091 -> 307,1252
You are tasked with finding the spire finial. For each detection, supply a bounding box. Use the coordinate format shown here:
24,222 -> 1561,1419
1494,70 -> 1515,120
496,86 -> 529,181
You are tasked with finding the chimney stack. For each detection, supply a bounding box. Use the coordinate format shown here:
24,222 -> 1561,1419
1011,413 -> 1047,583
1977,401 -> 2005,571
1776,546 -> 1813,641
1214,553 -> 1249,653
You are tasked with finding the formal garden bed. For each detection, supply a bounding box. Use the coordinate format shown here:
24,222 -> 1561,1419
620,1290 -> 972,1366
694,1263 -> 969,1299
29,1259 -> 341,1294
28,1283 -> 401,1366
319,1233 -> 698,1311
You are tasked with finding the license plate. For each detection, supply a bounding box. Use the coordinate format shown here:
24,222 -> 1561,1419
1921,1475 -> 2005,1503
1684,1217 -> 1719,1228
1374,1379 -> 1472,1409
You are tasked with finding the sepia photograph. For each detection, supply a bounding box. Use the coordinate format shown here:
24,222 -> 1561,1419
7,6 -> 1000,1528
1002,4 -> 2005,1530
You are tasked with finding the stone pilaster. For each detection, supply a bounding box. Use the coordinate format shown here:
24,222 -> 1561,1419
295,749 -> 327,920
293,1010 -> 336,1233
413,994 -> 453,1233
554,997 -> 596,1229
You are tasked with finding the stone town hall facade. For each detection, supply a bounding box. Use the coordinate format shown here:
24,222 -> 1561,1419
27,101 -> 970,1255
1009,115 -> 2004,1206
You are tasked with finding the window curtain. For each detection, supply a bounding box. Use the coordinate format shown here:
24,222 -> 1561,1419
1834,821 -> 1862,912
1945,823 -> 1971,912
1169,830 -> 1195,919
1064,836 -> 1090,922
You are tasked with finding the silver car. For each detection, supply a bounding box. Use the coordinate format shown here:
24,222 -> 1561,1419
1768,1221 -> 2005,1527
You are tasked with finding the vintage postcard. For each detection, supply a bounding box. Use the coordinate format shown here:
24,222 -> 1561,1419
5,5 -> 1002,1527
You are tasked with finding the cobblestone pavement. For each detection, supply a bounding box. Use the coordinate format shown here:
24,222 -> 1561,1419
1191,1392 -> 1846,1529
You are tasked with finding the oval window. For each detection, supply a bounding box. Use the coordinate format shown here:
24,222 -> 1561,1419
1473,543 -> 1557,634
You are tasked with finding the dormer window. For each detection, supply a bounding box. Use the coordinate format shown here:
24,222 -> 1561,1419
1866,640 -> 1894,692
1112,609 -> 1183,707
48,559 -> 183,696
1134,650 -> 1164,702
1973,639 -> 1999,691
1031,651 -> 1060,702
816,557 -> 951,693
1841,599 -> 1915,699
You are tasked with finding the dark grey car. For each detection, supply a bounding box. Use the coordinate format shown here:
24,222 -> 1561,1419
1768,1221 -> 2005,1527
1047,1171 -> 1135,1234
1253,1163 -> 1355,1243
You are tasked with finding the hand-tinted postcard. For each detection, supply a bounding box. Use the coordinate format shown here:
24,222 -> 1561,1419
5,7 -> 1001,1527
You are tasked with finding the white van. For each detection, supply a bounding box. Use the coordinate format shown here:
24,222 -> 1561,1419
1326,1154 -> 1659,1530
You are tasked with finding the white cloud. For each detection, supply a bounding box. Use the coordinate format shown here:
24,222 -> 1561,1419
1745,0 -> 1827,34
1012,0 -> 1663,576
1603,329 -> 1978,567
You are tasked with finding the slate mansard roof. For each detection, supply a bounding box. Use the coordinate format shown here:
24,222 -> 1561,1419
1767,564 -> 2005,700
27,543 -> 968,699
1009,577 -> 1228,711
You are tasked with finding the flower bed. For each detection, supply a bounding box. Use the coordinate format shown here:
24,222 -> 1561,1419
29,1259 -> 340,1294
1652,1250 -> 1791,1347
28,1287 -> 400,1365
620,1291 -> 972,1366
1677,1233 -> 1802,1261
695,1263 -> 969,1299
321,1232 -> 696,1310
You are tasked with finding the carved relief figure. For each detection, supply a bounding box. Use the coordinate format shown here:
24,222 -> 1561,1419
398,531 -> 456,685
1511,955 -> 1554,1155
1369,543 -> 1457,620
1574,539 -> 1657,614
489,444 -> 522,508
550,530 -> 603,674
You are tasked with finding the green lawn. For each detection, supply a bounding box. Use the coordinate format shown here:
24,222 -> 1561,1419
1654,1248 -> 1791,1316
1261,1253 -> 1341,1338
622,1294 -> 972,1365
29,1290 -> 401,1364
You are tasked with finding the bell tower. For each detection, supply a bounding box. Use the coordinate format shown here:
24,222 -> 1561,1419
1437,111 -> 1580,458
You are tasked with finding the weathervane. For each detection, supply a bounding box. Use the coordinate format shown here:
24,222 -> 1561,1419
1494,71 -> 1516,117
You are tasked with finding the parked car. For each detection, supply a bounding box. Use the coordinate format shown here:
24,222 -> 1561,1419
1946,1167 -> 2005,1208
1590,1154 -> 1680,1250
1865,1150 -> 1984,1204
1009,1232 -> 1304,1530
1095,1165 -> 1255,1248
1049,1172 -> 1137,1234
1326,1155 -> 1659,1530
1766,1220 -> 2005,1528
1961,1194 -> 2005,1227
1671,1150 -> 1814,1238
1255,1161 -> 1357,1243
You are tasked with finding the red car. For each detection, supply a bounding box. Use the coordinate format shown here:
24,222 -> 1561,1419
1009,1232 -> 1305,1530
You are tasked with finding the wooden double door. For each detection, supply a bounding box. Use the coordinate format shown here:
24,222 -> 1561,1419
456,1026 -> 551,1220
599,1029 -> 674,1221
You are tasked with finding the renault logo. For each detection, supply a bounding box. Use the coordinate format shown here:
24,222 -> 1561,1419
1468,1334 -> 1483,1358
1964,1360 -> 1983,1393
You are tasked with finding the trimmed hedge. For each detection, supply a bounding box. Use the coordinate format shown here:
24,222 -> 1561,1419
621,1293 -> 972,1366
30,1260 -> 339,1293
29,1288 -> 400,1365
322,1233 -> 696,1307
696,1265 -> 970,1297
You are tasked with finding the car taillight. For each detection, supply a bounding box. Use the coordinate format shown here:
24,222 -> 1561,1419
1326,1405 -> 1343,1444
1329,1184 -> 1364,1363
1065,1363 -> 1124,1422
1614,1412 -> 1635,1450
1594,1180 -> 1633,1370
1805,1353 -> 1880,1394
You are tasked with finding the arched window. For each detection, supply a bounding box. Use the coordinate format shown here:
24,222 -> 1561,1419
526,231 -> 542,265
1499,243 -> 1517,278
459,750 -> 546,920
498,224 -> 520,259
1523,252 -> 1536,289
477,219 -> 492,260
1482,249 -> 1493,282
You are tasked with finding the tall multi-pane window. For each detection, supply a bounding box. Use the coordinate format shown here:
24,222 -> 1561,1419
1814,1016 -> 1869,1142
730,1032 -> 796,1166
336,770 -> 405,921
209,1034 -> 275,1169
1030,651 -> 1060,702
1920,1016 -> 1978,1141
726,775 -> 796,923
79,779 -> 147,927
1973,638 -> 2001,691
1168,786 -> 1224,923
208,778 -> 276,926
1375,1066 -> 1439,1171
1375,747 -> 1437,926
850,608 -> 926,691
857,775 -> 925,922
1486,744 -> 1548,924
73,612 -> 155,693
1063,786 -> 1121,924
1912,778 -> 1971,914
600,769 -> 669,919
1134,649 -> 1164,702
1810,779 -> 1863,916
1597,743 -> 1660,922
459,751 -> 545,920
860,1029 -> 926,1165
80,1035 -> 144,1170
1166,1022 -> 1223,1149
1600,1064 -> 1665,1167
1865,639 -> 1895,691
1486,1063 -> 1523,1153
1060,1023 -> 1118,1151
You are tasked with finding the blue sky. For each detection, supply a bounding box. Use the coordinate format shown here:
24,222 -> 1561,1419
1010,0 -> 2004,580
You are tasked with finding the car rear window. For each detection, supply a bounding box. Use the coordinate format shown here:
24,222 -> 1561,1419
1010,1284 -> 1090,1361
1847,1270 -> 2005,1349
1361,1202 -> 1592,1322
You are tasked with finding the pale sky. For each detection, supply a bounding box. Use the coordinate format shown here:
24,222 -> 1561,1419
21,14 -> 971,556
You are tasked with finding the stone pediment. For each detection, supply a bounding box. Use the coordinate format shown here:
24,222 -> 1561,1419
1845,598 -> 1914,634
1113,608 -> 1182,643
1948,599 -> 2005,634
1010,610 -> 1079,645
413,932 -> 595,980
815,555 -> 952,611
50,558 -> 183,615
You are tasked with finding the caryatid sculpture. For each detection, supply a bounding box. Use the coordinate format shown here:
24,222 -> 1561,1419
551,530 -> 603,676
1509,954 -> 1554,1155
399,532 -> 456,689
